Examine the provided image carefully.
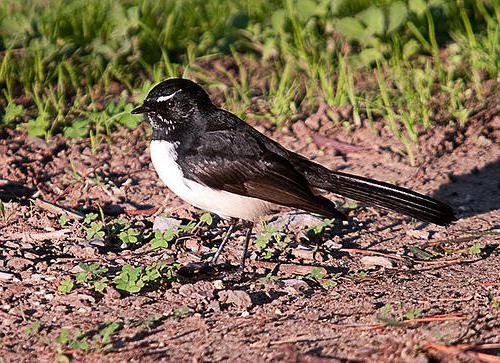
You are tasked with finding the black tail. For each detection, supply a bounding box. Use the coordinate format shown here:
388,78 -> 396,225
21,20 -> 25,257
299,163 -> 456,226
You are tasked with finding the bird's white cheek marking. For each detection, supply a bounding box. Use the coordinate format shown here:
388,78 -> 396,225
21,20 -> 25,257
150,140 -> 272,220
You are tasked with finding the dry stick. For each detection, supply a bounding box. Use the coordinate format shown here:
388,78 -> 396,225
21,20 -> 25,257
270,315 -> 466,345
481,282 -> 500,287
11,229 -> 71,241
339,248 -> 408,261
32,198 -> 84,220
424,342 -> 500,363
125,208 -> 159,216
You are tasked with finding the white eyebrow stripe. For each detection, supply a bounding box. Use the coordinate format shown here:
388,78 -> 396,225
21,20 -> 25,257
155,89 -> 181,102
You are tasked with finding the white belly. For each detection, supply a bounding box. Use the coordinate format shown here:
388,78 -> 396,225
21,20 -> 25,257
150,140 -> 272,220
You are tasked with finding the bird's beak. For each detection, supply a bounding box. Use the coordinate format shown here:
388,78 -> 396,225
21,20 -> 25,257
131,104 -> 151,114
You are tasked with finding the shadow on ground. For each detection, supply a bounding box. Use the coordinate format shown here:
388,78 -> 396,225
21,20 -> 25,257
433,158 -> 500,220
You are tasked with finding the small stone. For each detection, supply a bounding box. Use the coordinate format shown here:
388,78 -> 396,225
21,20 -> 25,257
104,286 -> 121,300
324,240 -> 343,250
70,265 -> 86,274
88,238 -> 106,247
207,300 -> 221,313
0,272 -> 15,281
282,278 -> 310,289
218,290 -> 252,309
269,213 -> 325,233
6,258 -> 33,270
407,229 -> 430,240
66,245 -> 97,259
213,280 -> 225,290
153,216 -> 183,232
360,256 -> 393,269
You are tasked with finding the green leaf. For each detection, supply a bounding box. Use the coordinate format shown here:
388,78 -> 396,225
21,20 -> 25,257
119,227 -> 140,244
403,308 -> 423,320
2,103 -> 24,125
408,0 -> 427,17
58,214 -> 69,227
75,272 -> 88,284
150,230 -> 175,249
409,246 -> 434,260
403,39 -> 420,59
469,243 -> 482,254
83,213 -> 98,224
357,48 -> 383,66
119,113 -> 141,128
271,9 -> 286,31
58,278 -> 74,294
357,6 -> 384,36
200,212 -> 213,225
93,279 -> 108,292
295,0 -> 319,20
336,17 -> 365,41
387,1 -> 408,33
99,322 -> 121,345
63,119 -> 90,139
26,115 -> 49,137
114,265 -> 144,293
86,221 -> 105,239
24,321 -> 41,335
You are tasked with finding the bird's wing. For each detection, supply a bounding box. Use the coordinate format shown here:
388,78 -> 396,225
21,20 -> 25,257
178,129 -> 344,219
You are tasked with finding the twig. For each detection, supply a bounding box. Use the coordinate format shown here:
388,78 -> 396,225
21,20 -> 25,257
125,208 -> 159,216
424,341 -> 500,363
11,229 -> 71,241
339,248 -> 407,261
32,198 -> 84,220
481,282 -> 500,287
270,315 -> 467,345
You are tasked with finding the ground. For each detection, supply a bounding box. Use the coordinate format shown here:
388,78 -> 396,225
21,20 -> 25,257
0,98 -> 499,362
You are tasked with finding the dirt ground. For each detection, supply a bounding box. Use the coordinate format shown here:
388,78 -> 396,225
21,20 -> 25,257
0,96 -> 499,362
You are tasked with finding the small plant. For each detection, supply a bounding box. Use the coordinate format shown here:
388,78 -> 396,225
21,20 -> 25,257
118,226 -> 140,244
403,308 -> 423,320
305,218 -> 334,241
114,262 -> 179,294
86,221 -> 105,239
58,278 -> 74,294
58,214 -> 70,227
114,265 -> 145,293
1,103 -> 24,127
75,263 -> 109,293
83,213 -> 99,224
150,230 -> 176,249
306,267 -> 326,280
255,223 -> 284,260
53,321 -> 122,355
24,321 -> 42,336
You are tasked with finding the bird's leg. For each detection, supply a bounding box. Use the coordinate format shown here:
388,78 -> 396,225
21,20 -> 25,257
211,219 -> 238,265
239,222 -> 254,271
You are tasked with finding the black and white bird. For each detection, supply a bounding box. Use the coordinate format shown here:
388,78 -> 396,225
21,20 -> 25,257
132,78 -> 456,268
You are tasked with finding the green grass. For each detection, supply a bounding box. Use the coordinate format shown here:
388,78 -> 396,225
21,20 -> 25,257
0,0 -> 498,161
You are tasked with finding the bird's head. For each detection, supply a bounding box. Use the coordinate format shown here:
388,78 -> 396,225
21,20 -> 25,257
131,78 -> 213,130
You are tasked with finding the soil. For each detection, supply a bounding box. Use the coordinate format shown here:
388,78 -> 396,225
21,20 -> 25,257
0,94 -> 499,362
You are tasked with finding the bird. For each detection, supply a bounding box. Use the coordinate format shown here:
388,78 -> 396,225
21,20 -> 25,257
131,78 -> 456,269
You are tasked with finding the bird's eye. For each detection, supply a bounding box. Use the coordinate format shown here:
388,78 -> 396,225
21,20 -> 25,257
167,101 -> 174,108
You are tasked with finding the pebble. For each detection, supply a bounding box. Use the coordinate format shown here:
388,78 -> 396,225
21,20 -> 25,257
324,240 -> 343,250
153,216 -> 183,232
269,212 -> 325,232
7,257 -> 33,270
0,271 -> 15,281
360,256 -> 393,269
219,290 -> 253,309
